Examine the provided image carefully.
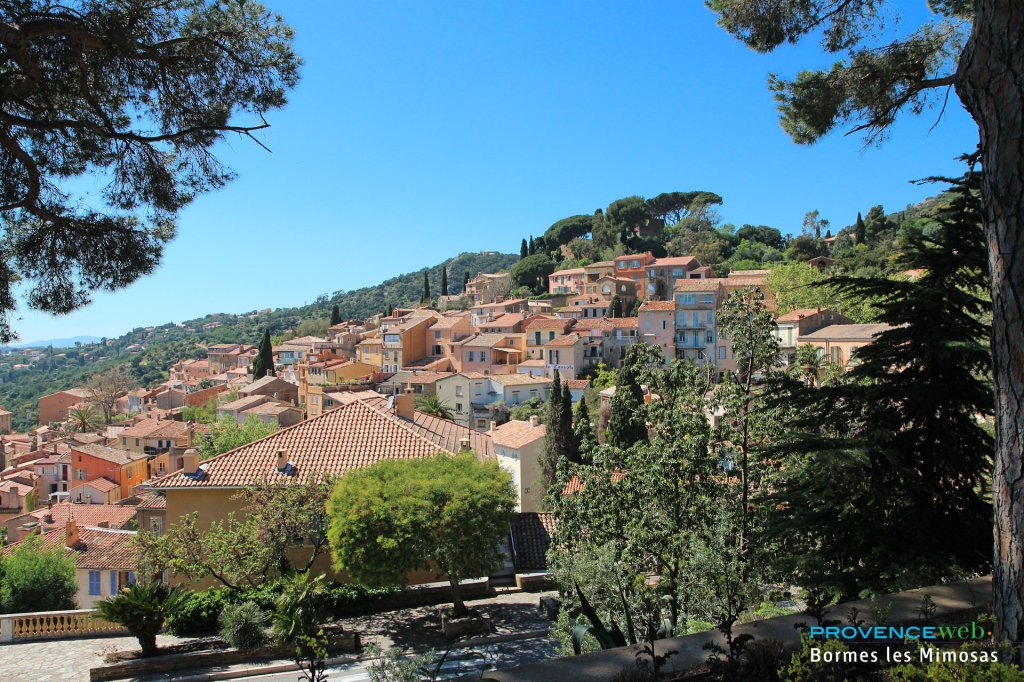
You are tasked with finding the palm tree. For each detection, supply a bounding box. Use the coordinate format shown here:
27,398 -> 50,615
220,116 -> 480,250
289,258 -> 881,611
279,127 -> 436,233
65,404 -> 103,434
414,394 -> 454,421
794,343 -> 825,387
96,582 -> 184,657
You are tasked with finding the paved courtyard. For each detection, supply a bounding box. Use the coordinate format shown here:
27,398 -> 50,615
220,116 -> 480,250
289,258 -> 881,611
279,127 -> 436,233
0,634 -> 185,682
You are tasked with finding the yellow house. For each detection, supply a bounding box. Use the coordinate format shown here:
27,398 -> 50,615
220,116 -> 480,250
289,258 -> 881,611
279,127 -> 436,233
150,392 -> 495,588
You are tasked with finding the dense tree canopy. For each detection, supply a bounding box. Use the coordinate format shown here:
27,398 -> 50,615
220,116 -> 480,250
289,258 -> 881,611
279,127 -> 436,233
0,1 -> 300,342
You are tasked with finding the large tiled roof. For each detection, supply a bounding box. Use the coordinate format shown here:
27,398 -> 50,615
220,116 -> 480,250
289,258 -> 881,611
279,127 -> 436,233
128,491 -> 166,510
650,256 -> 697,267
524,317 -> 574,331
152,398 -> 492,489
674,278 -> 723,292
510,512 -> 555,571
481,313 -> 526,329
609,317 -> 639,328
429,316 -> 468,330
462,333 -> 524,348
566,379 -> 591,390
72,443 -> 145,465
405,372 -> 455,385
219,394 -> 269,412
775,308 -> 822,322
73,477 -> 119,493
2,527 -> 139,570
240,375 -> 296,394
488,374 -> 551,387
800,323 -> 893,341
490,420 -> 546,449
639,300 -> 675,312
572,319 -> 615,332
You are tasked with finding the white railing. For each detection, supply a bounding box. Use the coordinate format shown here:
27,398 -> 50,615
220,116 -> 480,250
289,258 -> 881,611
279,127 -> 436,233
0,609 -> 127,643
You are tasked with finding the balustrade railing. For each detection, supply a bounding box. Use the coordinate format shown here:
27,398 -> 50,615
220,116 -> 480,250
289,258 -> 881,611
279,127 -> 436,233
0,609 -> 126,643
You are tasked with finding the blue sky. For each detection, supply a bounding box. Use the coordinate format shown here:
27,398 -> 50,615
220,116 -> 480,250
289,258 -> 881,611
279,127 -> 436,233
13,1 -> 978,344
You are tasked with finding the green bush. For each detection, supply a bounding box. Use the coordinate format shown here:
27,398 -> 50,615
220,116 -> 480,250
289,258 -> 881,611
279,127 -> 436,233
0,533 -> 77,613
218,601 -> 268,649
166,588 -> 232,636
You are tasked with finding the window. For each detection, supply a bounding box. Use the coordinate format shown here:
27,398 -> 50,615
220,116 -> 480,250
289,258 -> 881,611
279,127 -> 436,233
455,385 -> 463,397
706,310 -> 714,323
468,351 -> 475,362
530,389 -> 538,398
480,351 -> 487,362
135,439 -> 140,447
719,346 -> 727,360
549,331 -> 556,341
534,331 -> 541,345
434,331 -> 441,339
110,571 -> 118,596
706,330 -> 714,344
662,320 -> 667,330
681,331 -> 688,344
645,319 -> 651,330
455,402 -> 463,412
89,571 -> 101,595
672,268 -> 683,276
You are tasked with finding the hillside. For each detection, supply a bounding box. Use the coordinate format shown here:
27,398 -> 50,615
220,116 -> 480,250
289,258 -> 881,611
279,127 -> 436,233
0,251 -> 517,431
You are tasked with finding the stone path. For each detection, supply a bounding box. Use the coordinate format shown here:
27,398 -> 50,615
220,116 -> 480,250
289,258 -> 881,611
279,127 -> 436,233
0,589 -> 556,682
0,634 -> 184,682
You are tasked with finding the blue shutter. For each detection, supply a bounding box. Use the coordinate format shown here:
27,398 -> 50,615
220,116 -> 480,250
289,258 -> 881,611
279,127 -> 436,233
128,571 -> 136,585
110,571 -> 117,595
89,571 -> 101,595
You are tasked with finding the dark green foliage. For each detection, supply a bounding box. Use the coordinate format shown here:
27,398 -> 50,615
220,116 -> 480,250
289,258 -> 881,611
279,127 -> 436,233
540,374 -> 577,488
520,239 -> 528,259
251,330 -> 274,380
422,271 -> 430,303
96,582 -> 186,657
166,582 -> 400,636
440,267 -> 448,296
218,601 -> 268,649
561,379 -> 579,464
766,172 -> 993,597
510,254 -> 555,294
329,305 -> 341,327
528,236 -> 536,255
0,533 -> 77,613
573,397 -> 594,452
606,345 -> 651,448
544,215 -> 593,246
855,212 -> 867,243
646,191 -> 723,223
608,295 -> 623,318
0,1 -> 300,343
385,302 -> 393,317
606,196 -> 651,247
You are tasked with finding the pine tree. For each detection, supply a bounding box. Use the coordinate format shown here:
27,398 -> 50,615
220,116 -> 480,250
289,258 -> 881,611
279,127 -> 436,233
629,298 -> 641,316
608,295 -> 622,318
441,267 -> 448,297
251,330 -> 275,380
463,271 -> 470,291
385,302 -> 393,317
540,374 -> 566,489
854,212 -> 867,244
520,239 -> 528,260
528,236 -> 536,256
767,172 -> 993,597
330,305 -> 341,326
606,346 -> 648,448
422,271 -> 430,303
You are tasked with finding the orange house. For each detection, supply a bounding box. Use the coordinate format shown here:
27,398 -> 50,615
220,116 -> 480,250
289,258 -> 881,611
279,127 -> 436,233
69,443 -> 149,501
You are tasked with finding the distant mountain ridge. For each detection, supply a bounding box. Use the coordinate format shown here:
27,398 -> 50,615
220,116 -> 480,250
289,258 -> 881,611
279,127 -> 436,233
4,335 -> 103,350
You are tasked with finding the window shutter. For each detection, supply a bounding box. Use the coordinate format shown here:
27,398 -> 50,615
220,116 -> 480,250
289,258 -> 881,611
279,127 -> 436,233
110,571 -> 117,595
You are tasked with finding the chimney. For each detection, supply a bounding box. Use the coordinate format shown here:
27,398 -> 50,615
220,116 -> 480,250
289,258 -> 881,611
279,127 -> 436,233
65,519 -> 79,548
182,448 -> 199,475
459,436 -> 471,452
529,415 -> 540,427
489,420 -> 497,432
276,449 -> 289,471
396,388 -> 415,421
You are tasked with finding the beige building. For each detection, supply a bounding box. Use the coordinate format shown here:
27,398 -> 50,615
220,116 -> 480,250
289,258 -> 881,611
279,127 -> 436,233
799,323 -> 893,367
491,417 -> 546,513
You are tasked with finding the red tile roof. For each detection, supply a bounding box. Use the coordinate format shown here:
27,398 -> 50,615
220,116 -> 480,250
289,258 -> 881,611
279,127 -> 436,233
72,443 -> 146,465
543,334 -> 581,347
152,398 -> 492,489
510,512 -> 555,571
3,526 -> 139,570
524,317 -> 575,331
639,300 -> 675,312
609,317 -> 639,328
73,477 -> 119,493
775,308 -> 822,322
490,420 -> 546,449
22,501 -> 138,529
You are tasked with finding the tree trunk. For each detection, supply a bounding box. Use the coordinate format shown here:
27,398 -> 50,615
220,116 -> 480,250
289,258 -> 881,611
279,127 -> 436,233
138,633 -> 158,657
449,577 -> 467,617
956,0 -> 1024,652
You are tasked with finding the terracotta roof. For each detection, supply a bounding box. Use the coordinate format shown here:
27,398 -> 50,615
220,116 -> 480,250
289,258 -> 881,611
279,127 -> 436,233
73,477 -> 119,493
650,256 -> 697,267
430,316 -> 468,330
572,319 -> 615,332
566,379 -> 591,390
2,526 -> 139,569
544,334 -> 581,347
72,443 -> 145,465
510,512 -> 555,571
563,471 -> 625,495
405,372 -> 454,385
517,359 -> 546,367
674,279 -> 723,292
775,308 -> 822,322
219,394 -> 270,412
128,491 -> 166,510
639,300 -> 675,312
24,501 -> 138,529
462,333 -> 525,348
481,313 -> 526,329
524,317 -> 574,331
475,298 -> 526,311
119,419 -> 171,438
491,420 -> 546,449
152,399 -> 492,489
550,267 -> 585,276
240,375 -> 296,394
800,323 -> 893,341
587,260 -> 614,268
488,374 -> 551,386
243,402 -> 297,416
728,269 -> 771,277
323,389 -> 385,405
609,317 -> 639,328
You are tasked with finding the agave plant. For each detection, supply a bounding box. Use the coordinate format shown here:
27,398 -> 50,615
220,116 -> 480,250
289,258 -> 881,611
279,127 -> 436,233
95,582 -> 185,657
571,581 -> 673,656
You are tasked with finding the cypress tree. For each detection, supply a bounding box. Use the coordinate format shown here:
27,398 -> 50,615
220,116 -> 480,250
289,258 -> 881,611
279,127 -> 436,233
573,398 -> 594,452
606,346 -> 648,448
251,329 -> 275,379
608,295 -> 622,318
528,236 -> 536,255
422,271 -> 430,303
330,305 -> 341,326
385,302 -> 393,317
540,374 -> 565,489
561,379 -> 579,464
520,239 -> 528,260
441,267 -> 448,297
629,298 -> 641,316
854,212 -> 867,243
463,271 -> 470,290
767,172 -> 992,597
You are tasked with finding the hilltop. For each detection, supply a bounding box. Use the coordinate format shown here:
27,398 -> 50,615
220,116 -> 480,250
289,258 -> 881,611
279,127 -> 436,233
0,251 -> 517,430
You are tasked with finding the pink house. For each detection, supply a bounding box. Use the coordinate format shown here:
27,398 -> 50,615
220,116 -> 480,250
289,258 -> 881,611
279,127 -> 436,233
548,267 -> 587,296
452,333 -> 527,375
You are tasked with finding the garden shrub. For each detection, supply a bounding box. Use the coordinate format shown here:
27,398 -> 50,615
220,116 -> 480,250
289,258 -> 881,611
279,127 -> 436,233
218,601 -> 268,649
166,588 -> 232,636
